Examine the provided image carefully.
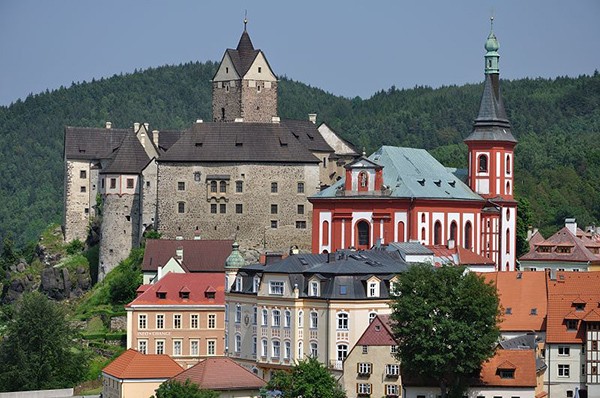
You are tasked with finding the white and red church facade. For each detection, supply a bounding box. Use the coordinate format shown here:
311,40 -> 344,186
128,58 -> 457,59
310,24 -> 518,271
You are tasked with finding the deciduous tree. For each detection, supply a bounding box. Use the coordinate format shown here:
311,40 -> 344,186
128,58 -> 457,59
152,379 -> 218,398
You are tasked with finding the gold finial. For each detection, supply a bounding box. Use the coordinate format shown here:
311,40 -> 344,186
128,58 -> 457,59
244,10 -> 248,31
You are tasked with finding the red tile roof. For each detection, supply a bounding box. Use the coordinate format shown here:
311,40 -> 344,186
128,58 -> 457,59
428,245 -> 495,266
171,357 -> 265,390
520,227 -> 600,264
355,314 -> 397,346
142,239 -> 233,272
546,271 -> 600,343
126,272 -> 225,307
102,349 -> 182,379
477,350 -> 537,387
481,271 -> 547,332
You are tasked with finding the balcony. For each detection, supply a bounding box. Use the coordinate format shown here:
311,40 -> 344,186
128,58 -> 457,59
329,360 -> 343,370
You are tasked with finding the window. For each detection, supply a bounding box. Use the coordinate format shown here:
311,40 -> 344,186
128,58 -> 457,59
177,181 -> 185,191
261,339 -> 268,357
390,345 -> 398,354
385,384 -> 399,397
225,304 -> 228,322
210,203 -> 217,213
138,339 -> 147,354
340,285 -> 347,295
156,340 -> 165,355
566,320 -> 578,330
464,222 -> 472,249
178,201 -> 185,213
271,220 -> 278,229
253,276 -> 260,293
80,186 -> 86,193
434,221 -> 442,245
156,314 -> 164,329
190,340 -> 199,356
173,340 -> 182,356
271,182 -> 278,193
284,341 -> 291,360
499,369 -> 515,379
80,170 -> 86,179
258,66 -> 262,73
558,346 -> 570,356
138,314 -> 147,329
236,181 -> 243,193
337,344 -> 348,361
236,203 -> 243,214
284,310 -> 291,328
210,180 -> 217,192
190,314 -> 199,329
298,310 -> 303,328
207,340 -> 216,356
357,220 -> 370,246
262,309 -> 268,326
235,304 -> 242,323
558,364 -> 570,377
478,154 -> 488,172
235,334 -> 241,353
296,221 -> 307,229
126,178 -> 134,189
272,340 -> 281,358
337,312 -> 349,330
310,311 -> 318,329
194,172 -> 201,182
506,154 -> 511,174
253,307 -> 258,325
297,204 -> 305,214
362,345 -> 368,354
235,276 -> 243,291
269,281 -> 284,295
357,383 -> 371,395
220,203 -> 226,213
271,204 -> 278,214
173,314 -> 182,329
357,362 -> 372,375
386,363 -> 400,377
310,281 -> 319,297
110,178 -> 116,189
310,342 -> 318,357
208,314 -> 216,329
368,281 -> 379,297
297,182 -> 305,194
272,309 -> 281,327
219,181 -> 227,193
252,336 -> 257,356
369,312 -> 377,323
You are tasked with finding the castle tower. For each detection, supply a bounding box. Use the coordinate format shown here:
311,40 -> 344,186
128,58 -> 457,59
224,242 -> 245,293
464,18 -> 518,271
211,19 -> 278,123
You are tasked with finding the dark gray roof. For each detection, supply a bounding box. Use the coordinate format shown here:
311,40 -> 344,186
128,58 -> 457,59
64,127 -> 129,160
225,30 -> 260,78
280,119 -> 333,153
387,242 -> 433,256
101,132 -> 151,175
464,74 -> 517,143
158,122 -> 320,164
499,334 -> 536,350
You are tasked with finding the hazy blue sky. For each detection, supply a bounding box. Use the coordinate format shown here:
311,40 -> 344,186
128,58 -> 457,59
0,0 -> 598,106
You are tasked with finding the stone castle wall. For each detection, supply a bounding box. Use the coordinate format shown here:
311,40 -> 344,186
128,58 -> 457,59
156,162 -> 319,252
212,81 -> 243,122
64,159 -> 93,242
240,80 -> 278,123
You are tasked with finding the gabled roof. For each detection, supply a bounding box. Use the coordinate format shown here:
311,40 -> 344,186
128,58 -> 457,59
224,30 -> 261,78
102,349 -> 182,379
280,119 -> 333,153
520,226 -> 600,263
355,314 -> 397,346
428,245 -> 496,267
313,146 -> 484,201
158,123 -> 320,164
142,239 -> 233,272
171,357 -> 265,390
481,271 -> 547,332
477,350 -> 536,387
126,272 -> 225,307
101,131 -> 151,175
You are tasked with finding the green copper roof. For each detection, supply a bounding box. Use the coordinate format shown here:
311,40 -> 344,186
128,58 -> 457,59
484,17 -> 500,75
225,242 -> 245,269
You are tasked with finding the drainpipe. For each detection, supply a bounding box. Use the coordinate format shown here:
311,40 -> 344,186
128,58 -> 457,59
408,197 -> 415,241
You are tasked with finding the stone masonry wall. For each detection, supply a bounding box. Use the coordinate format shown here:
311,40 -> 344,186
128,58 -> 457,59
156,162 -> 319,252
212,81 -> 242,122
240,80 -> 278,123
64,160 -> 92,242
141,161 -> 158,233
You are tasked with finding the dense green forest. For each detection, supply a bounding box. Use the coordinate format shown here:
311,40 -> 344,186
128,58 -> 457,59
0,61 -> 599,250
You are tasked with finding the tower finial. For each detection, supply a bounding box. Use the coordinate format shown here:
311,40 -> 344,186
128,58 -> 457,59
244,10 -> 248,31
490,15 -> 494,31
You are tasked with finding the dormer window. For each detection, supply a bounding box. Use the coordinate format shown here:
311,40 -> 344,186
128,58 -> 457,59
235,276 -> 243,292
310,281 -> 319,297
499,369 -> 515,379
179,291 -> 190,299
566,319 -> 578,330
478,154 -> 488,172
253,276 -> 260,293
269,281 -> 284,295
367,279 -> 380,298
157,292 -> 166,299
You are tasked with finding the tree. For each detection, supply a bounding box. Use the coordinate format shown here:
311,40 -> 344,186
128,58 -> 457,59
264,356 -> 346,398
389,265 -> 500,398
0,291 -> 87,392
151,379 -> 219,398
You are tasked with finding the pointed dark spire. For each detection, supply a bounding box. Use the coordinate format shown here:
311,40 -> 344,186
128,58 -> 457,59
236,29 -> 255,57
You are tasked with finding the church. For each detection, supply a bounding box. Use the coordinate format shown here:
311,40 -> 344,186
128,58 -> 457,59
309,21 -> 518,271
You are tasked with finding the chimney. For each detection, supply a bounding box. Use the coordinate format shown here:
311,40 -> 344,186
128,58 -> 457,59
176,246 -> 183,261
157,266 -> 163,281
565,218 -> 577,235
139,130 -> 146,148
447,239 -> 456,250
152,130 -> 159,147
327,252 -> 336,263
308,113 -> 317,124
271,116 -> 280,124
234,117 -> 244,123
527,226 -> 533,241
265,252 -> 283,265
105,121 -> 112,129
133,122 -> 140,131
143,122 -> 149,131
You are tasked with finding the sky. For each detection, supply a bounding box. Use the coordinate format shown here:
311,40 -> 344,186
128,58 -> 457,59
0,0 -> 599,107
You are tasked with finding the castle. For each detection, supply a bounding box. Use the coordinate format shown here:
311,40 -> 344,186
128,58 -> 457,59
63,24 -> 358,280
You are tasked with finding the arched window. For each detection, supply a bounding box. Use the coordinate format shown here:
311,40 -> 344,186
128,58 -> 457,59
358,171 -> 368,192
434,221 -> 442,245
210,181 -> 217,193
397,221 -> 405,242
421,227 -> 426,241
322,221 -> 329,246
357,221 -> 370,247
219,181 -> 227,193
464,222 -> 472,250
337,312 -> 349,331
506,154 -> 511,175
506,181 -> 511,195
221,107 -> 225,120
506,229 -> 511,254
478,154 -> 488,172
421,213 -> 426,223
337,344 -> 349,361
450,221 -> 458,242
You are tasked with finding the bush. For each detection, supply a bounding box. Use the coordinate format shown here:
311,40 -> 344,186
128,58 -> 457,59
66,239 -> 85,255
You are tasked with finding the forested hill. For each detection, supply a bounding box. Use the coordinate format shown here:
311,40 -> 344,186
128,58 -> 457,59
0,60 -> 599,249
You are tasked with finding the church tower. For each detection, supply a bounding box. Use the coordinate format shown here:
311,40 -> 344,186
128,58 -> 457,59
464,18 -> 518,271
211,19 -> 278,123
